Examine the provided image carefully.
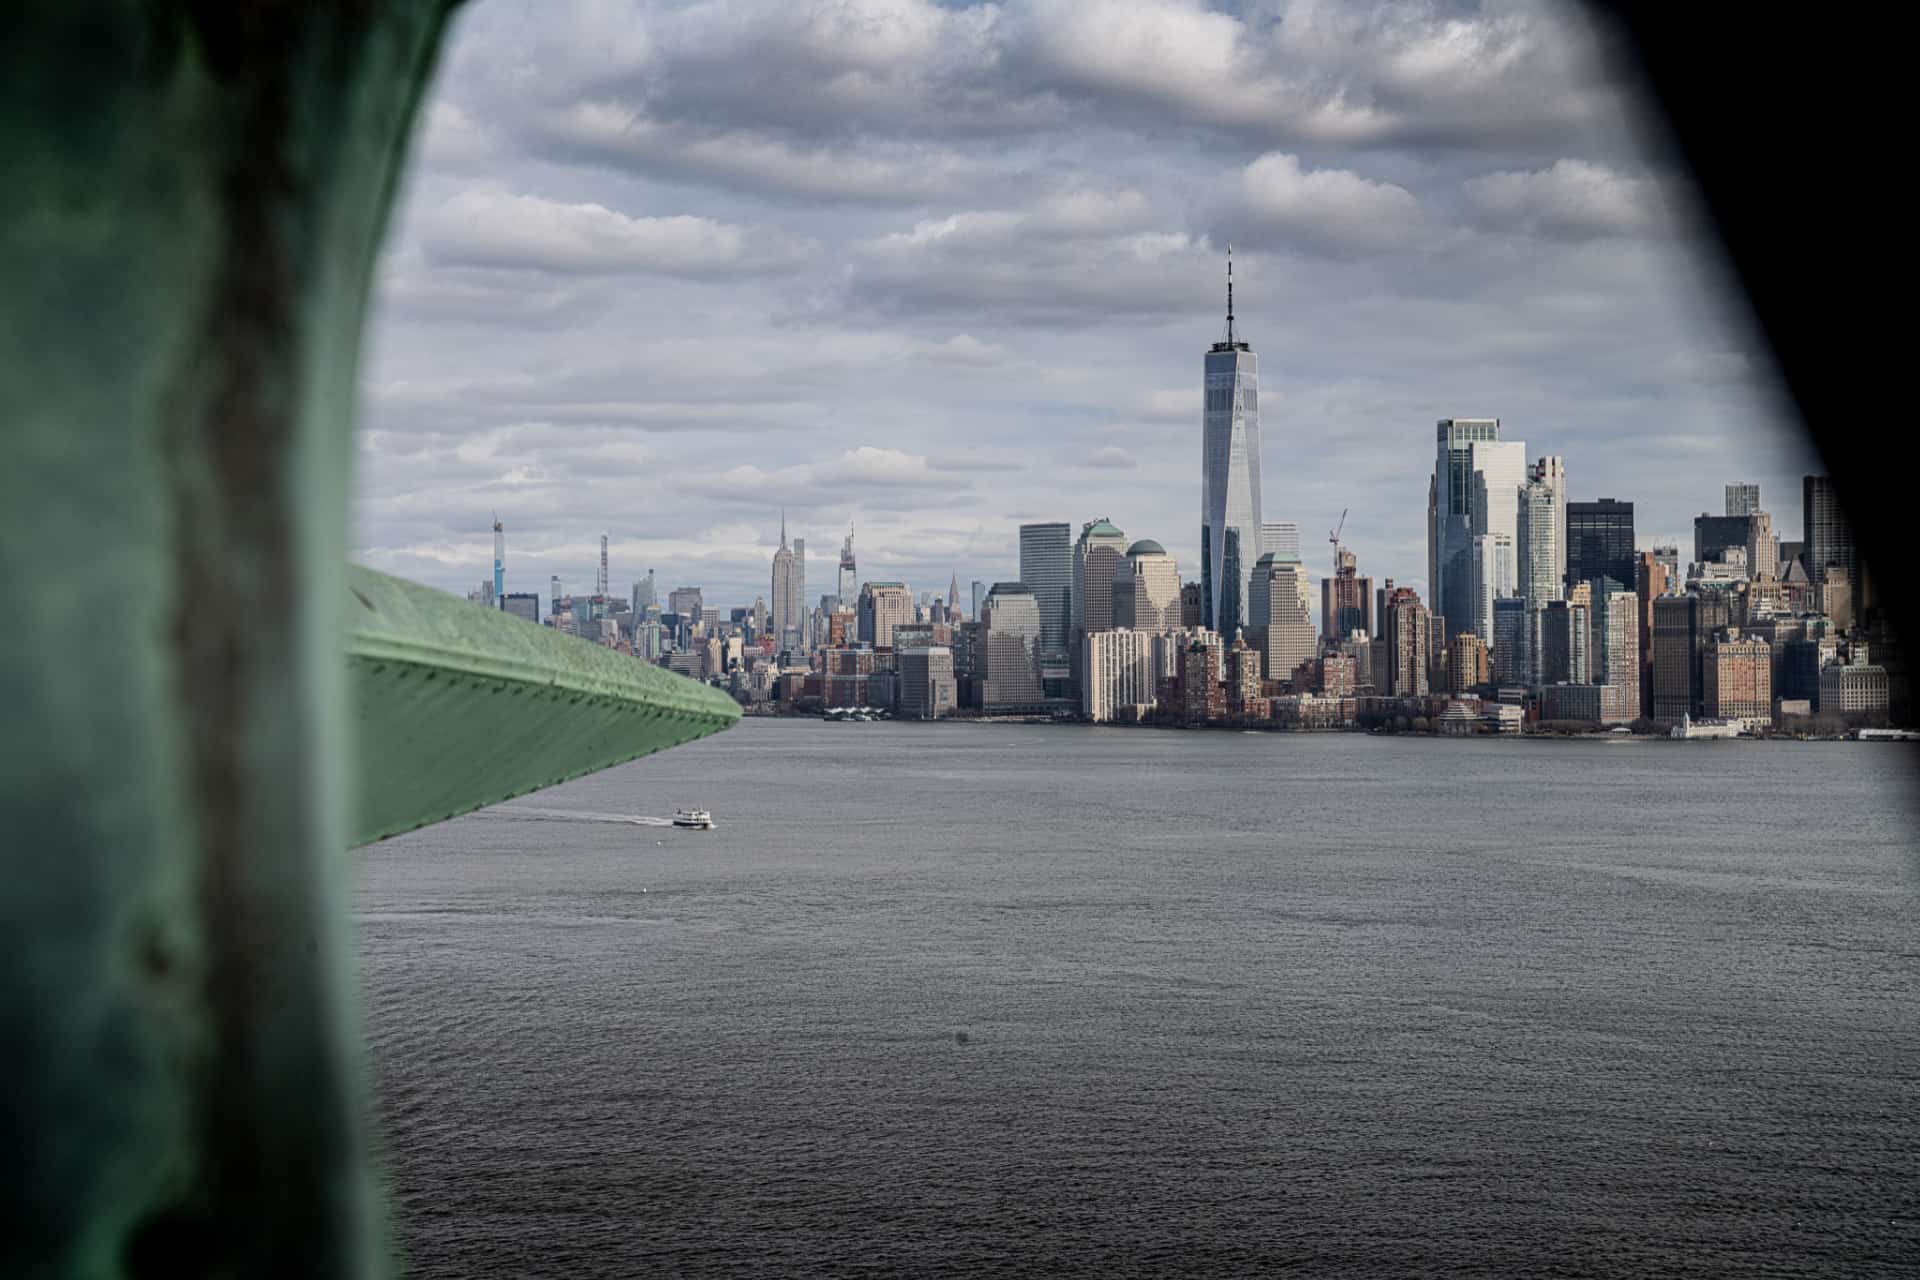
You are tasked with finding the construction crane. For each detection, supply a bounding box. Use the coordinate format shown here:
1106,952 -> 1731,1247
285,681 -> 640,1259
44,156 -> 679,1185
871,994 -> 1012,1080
1328,508 -> 1347,579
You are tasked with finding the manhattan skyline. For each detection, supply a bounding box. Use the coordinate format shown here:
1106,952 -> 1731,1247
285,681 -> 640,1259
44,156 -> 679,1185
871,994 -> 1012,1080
352,0 -> 1816,606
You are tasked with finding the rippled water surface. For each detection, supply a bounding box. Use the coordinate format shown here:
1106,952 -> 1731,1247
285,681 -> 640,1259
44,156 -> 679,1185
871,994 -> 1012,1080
357,721 -> 1920,1276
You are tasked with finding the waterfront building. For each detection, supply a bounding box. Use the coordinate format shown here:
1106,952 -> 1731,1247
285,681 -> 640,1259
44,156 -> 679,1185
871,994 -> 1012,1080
1635,552 -> 1668,718
1542,683 -> 1604,723
1803,475 -> 1858,590
1114,540 -> 1182,632
1083,629 -> 1155,722
1180,636 -> 1226,722
1249,553 -> 1317,681
857,582 -> 914,650
1428,418 -> 1525,641
1820,655 -> 1890,721
1704,631 -> 1773,723
1320,547 -> 1372,640
898,647 -> 957,720
1539,599 -> 1589,686
1450,633 -> 1489,694
1200,253 -> 1264,634
1293,654 -> 1358,697
1652,591 -> 1736,720
1566,499 -> 1635,591
1226,631 -> 1265,718
1377,587 -> 1431,698
980,582 -> 1045,710
1598,590 -> 1640,724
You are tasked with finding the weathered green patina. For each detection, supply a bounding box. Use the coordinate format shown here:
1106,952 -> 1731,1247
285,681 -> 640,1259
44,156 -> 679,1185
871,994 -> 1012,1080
349,567 -> 739,845
0,3 -> 735,1277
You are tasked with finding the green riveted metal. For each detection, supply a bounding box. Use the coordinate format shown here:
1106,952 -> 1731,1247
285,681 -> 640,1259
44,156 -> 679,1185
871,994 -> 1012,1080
0,3 -> 741,1277
348,566 -> 739,846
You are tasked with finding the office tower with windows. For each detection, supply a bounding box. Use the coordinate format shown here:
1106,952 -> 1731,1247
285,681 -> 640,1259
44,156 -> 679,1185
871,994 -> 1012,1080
770,513 -> 803,652
1597,590 -> 1640,723
1260,522 -> 1299,561
981,583 -> 1044,709
1072,519 -> 1129,636
1471,532 -> 1515,645
1518,475 -> 1563,607
838,524 -> 858,605
857,582 -> 913,650
898,647 -> 957,720
971,580 -> 986,622
1019,522 -> 1072,667
1114,540 -> 1182,631
1248,553 -> 1316,681
1529,457 -> 1568,585
1726,482 -> 1761,517
1491,597 -> 1528,685
1803,475 -> 1858,589
1428,418 -> 1524,637
632,570 -> 656,617
1635,552 -> 1669,718
1566,499 -> 1635,591
1201,253 -> 1263,634
1704,632 -> 1772,722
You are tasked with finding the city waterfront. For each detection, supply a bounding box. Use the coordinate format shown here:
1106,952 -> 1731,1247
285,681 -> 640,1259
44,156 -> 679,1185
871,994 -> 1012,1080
359,719 -> 1920,1277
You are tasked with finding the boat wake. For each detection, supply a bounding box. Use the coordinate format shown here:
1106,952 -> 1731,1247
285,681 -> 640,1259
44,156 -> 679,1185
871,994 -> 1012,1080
489,805 -> 674,828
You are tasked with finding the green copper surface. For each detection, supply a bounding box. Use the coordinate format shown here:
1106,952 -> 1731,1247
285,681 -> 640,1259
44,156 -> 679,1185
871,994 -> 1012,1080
348,567 -> 739,846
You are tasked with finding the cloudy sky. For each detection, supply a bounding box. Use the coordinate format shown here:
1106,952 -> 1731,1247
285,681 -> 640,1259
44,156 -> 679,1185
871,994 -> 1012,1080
354,0 -> 1816,610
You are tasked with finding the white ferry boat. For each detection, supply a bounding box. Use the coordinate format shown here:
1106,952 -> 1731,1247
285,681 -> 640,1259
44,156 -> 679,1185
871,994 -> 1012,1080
671,808 -> 715,830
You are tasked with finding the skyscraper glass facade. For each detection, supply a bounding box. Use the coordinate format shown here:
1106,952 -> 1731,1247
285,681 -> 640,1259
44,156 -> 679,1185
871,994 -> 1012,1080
1018,522 -> 1073,665
1566,499 -> 1635,590
1201,265 -> 1262,635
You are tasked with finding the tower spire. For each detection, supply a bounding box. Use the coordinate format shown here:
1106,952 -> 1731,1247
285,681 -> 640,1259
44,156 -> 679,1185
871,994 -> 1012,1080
780,508 -> 788,550
1225,244 -> 1236,346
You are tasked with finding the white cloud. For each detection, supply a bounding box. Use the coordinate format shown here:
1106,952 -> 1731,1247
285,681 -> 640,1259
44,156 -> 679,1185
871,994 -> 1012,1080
418,189 -> 816,276
1211,152 -> 1425,258
1463,159 -> 1666,241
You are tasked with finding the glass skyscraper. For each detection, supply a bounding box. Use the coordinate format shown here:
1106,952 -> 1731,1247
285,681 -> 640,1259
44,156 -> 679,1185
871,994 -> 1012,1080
1566,499 -> 1635,591
1427,418 -> 1523,636
1018,522 -> 1072,667
1201,254 -> 1263,635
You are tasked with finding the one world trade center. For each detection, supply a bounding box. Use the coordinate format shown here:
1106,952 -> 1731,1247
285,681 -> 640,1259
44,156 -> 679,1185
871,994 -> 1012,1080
1201,251 -> 1263,635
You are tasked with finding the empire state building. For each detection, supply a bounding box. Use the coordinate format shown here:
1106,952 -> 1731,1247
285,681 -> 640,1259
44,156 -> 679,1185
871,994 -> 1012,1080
1201,252 -> 1263,634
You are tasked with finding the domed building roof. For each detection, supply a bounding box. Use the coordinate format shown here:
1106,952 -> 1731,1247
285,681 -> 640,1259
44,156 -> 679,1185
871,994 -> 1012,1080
1083,519 -> 1125,538
1126,539 -> 1166,557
